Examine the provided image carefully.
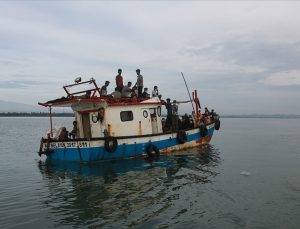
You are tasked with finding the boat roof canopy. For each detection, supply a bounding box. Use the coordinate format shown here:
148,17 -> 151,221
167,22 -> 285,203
38,97 -> 162,108
38,78 -> 163,108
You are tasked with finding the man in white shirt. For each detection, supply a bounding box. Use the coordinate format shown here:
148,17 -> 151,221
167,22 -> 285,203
135,69 -> 143,97
101,81 -> 110,96
152,86 -> 159,97
122,81 -> 132,98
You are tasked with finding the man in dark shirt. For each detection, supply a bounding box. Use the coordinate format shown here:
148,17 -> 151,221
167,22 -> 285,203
165,98 -> 172,131
142,88 -> 150,98
69,121 -> 78,139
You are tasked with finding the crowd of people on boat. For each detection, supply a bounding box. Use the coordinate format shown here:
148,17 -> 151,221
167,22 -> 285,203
162,102 -> 219,132
49,68 -> 220,140
99,69 -> 161,99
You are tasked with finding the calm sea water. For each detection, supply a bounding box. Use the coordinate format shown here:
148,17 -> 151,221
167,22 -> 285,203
0,117 -> 300,228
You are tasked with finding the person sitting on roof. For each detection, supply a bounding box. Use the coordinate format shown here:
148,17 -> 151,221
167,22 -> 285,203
152,85 -> 160,97
85,91 -> 91,98
111,87 -> 121,98
131,86 -> 138,98
101,81 -> 110,96
122,81 -> 132,98
45,97 -> 68,104
78,90 -> 91,99
115,69 -> 124,93
142,88 -> 150,98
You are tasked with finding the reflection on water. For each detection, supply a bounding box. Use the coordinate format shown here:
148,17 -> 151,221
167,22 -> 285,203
37,145 -> 221,228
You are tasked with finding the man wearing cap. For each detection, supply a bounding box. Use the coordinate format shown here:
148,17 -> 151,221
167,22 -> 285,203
101,80 -> 110,96
135,69 -> 143,97
115,69 -> 124,92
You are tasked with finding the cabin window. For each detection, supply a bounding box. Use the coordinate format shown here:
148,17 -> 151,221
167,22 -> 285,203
143,110 -> 148,118
120,111 -> 133,122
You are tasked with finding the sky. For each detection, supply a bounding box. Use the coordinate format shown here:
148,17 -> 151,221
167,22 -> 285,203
1,1 -> 300,115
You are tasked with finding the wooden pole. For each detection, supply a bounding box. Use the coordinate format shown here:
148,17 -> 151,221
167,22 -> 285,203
49,107 -> 53,138
181,72 -> 195,114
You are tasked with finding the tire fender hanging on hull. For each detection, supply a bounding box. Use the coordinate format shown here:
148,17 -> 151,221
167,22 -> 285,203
214,119 -> 221,130
104,136 -> 118,153
200,124 -> 208,137
146,144 -> 160,159
177,130 -> 187,144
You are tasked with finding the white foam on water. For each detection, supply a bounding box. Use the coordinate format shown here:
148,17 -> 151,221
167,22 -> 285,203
240,171 -> 251,176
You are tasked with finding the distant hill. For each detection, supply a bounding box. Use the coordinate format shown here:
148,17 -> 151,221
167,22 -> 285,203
0,100 -> 44,112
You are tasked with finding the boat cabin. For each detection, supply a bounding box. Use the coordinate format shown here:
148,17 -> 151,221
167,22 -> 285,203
73,97 -> 163,138
38,78 -> 164,139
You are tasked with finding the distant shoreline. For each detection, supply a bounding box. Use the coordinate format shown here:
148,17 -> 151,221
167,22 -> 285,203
0,112 -> 74,117
1,112 -> 300,118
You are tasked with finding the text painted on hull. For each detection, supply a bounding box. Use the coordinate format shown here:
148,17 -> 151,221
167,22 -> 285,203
44,141 -> 89,149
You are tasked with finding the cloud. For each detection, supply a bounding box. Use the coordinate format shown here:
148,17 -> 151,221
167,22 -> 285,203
0,79 -> 58,89
260,70 -> 300,86
184,40 -> 300,73
1,1 -> 300,114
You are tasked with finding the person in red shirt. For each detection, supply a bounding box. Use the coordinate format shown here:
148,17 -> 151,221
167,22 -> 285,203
115,69 -> 124,92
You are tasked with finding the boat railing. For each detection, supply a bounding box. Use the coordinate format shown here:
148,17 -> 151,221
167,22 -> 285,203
63,78 -> 101,98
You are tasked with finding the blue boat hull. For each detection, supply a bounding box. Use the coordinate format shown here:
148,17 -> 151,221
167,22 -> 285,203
40,125 -> 215,162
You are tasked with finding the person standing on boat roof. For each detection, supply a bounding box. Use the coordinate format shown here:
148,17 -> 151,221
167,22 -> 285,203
101,81 -> 110,96
81,90 -> 91,98
135,69 -> 143,97
115,69 -> 124,92
122,81 -> 132,98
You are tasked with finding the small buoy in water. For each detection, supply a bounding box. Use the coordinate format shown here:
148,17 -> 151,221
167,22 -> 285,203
240,171 -> 251,176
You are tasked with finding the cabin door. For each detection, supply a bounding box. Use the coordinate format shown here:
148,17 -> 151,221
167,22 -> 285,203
150,108 -> 158,134
81,113 -> 91,138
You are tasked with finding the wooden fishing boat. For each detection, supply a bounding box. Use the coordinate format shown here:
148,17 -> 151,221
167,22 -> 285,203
38,77 -> 220,162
